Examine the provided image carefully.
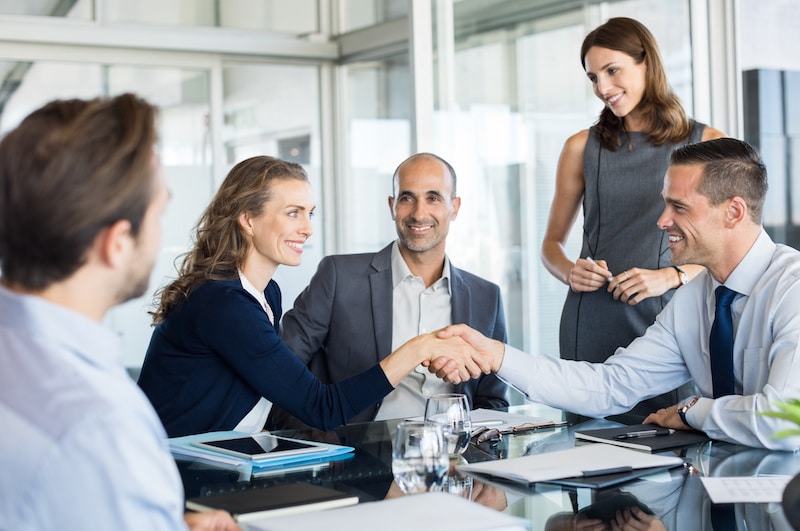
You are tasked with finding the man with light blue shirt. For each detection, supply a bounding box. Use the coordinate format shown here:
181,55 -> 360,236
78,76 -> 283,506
268,152 -> 508,429
435,138 -> 800,451
0,96 -> 238,530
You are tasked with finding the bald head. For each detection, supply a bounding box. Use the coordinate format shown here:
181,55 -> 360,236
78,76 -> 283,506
392,153 -> 457,199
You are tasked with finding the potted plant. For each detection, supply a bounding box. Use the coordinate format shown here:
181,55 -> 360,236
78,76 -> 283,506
762,399 -> 800,529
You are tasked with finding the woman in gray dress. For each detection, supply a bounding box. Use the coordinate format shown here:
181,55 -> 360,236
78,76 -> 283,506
541,17 -> 725,418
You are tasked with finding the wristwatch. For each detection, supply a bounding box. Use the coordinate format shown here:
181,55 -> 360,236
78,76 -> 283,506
678,396 -> 699,427
672,265 -> 688,287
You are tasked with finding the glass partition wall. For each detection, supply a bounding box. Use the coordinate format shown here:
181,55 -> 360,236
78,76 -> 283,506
0,3 -> 326,372
2,0 -> 796,380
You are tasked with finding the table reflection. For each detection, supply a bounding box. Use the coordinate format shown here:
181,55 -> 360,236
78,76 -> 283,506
175,407 -> 799,530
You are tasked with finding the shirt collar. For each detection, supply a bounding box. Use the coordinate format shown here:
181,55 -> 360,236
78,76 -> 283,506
716,228 -> 775,297
390,240 -> 451,291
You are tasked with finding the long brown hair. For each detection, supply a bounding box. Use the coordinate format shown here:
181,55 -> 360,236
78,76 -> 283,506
580,17 -> 691,150
151,156 -> 308,324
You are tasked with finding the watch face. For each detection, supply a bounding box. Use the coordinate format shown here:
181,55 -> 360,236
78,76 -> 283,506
680,272 -> 688,285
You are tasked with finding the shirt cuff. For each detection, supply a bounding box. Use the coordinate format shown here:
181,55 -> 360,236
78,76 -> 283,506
685,396 -> 713,428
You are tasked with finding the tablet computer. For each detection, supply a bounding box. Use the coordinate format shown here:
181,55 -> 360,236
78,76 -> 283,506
191,434 -> 328,461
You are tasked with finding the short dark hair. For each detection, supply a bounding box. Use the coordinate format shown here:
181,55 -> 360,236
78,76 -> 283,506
0,94 -> 159,290
670,137 -> 768,223
392,152 -> 458,197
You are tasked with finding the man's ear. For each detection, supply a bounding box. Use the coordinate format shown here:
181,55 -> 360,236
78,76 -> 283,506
725,196 -> 748,227
99,219 -> 133,268
388,196 -> 396,220
450,196 -> 461,220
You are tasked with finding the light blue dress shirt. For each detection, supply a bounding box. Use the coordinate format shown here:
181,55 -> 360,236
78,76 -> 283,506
499,230 -> 800,450
0,286 -> 187,530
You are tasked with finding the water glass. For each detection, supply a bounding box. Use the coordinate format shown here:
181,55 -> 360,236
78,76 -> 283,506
391,420 -> 448,494
424,393 -> 472,456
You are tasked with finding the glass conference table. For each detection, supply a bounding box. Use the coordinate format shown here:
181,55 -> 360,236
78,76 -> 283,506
176,405 -> 800,530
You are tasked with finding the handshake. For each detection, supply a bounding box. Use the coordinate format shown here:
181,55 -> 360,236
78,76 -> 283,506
417,324 -> 506,384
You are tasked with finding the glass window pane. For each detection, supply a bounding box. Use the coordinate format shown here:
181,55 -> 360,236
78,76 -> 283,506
108,0 -> 318,33
339,0 -> 407,33
739,0 -> 800,249
0,0 -> 92,19
431,0 -> 693,362
222,62 -> 323,306
0,59 -> 213,371
339,55 -> 411,252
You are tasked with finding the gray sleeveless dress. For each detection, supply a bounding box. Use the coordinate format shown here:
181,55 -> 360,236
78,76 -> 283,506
559,120 -> 705,418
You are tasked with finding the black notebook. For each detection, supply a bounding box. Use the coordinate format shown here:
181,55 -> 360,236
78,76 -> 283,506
574,424 -> 710,453
185,482 -> 359,522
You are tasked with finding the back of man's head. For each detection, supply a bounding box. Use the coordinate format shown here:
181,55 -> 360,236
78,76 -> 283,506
670,137 -> 768,223
0,94 -> 158,290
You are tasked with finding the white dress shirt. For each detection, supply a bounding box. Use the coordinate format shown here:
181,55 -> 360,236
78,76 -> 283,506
498,230 -> 800,450
375,242 -> 453,420
0,286 -> 187,530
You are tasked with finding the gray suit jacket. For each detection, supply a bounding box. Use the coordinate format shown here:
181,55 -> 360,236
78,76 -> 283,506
267,243 -> 509,429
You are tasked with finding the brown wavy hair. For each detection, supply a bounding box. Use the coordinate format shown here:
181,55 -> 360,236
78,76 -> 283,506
580,17 -> 691,151
151,156 -> 308,324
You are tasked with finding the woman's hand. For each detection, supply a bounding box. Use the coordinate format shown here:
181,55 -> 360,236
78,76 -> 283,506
569,257 -> 612,292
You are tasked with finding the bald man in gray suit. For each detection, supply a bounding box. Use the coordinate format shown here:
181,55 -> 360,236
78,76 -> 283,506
268,153 -> 508,429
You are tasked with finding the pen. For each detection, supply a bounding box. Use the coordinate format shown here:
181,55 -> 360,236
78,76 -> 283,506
614,428 -> 675,440
586,257 -> 613,282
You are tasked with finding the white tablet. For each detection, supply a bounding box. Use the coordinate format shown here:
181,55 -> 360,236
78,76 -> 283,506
191,433 -> 328,461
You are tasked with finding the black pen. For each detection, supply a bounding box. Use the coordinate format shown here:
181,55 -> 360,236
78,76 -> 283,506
614,428 -> 675,440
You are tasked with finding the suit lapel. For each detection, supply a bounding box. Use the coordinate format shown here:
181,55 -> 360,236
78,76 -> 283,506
449,264 -> 470,325
370,244 -> 394,362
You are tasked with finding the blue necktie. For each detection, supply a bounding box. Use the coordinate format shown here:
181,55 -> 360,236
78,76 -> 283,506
710,286 -> 738,398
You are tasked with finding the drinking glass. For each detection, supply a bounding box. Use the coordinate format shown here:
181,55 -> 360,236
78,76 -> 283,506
424,393 -> 472,456
391,420 -> 448,494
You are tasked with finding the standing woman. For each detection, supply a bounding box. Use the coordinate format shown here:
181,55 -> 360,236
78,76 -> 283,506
541,17 -> 725,417
138,156 -> 478,437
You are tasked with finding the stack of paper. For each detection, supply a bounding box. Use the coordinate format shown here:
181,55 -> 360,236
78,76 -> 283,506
457,444 -> 684,489
169,431 -> 354,473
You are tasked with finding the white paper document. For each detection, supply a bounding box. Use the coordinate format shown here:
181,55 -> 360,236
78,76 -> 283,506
700,476 -> 791,503
457,444 -> 684,486
242,492 -> 528,531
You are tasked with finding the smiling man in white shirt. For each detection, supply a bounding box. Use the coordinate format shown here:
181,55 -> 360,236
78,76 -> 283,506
434,138 -> 800,450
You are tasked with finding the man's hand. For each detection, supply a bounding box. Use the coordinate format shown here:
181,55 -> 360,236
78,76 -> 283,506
426,324 -> 504,383
184,510 -> 241,531
643,404 -> 692,430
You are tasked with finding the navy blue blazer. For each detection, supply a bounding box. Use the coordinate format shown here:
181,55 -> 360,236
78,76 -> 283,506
268,243 -> 509,429
138,279 -> 393,437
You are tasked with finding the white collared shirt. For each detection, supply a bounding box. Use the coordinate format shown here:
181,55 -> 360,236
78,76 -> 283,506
374,241 -> 454,420
0,286 -> 187,530
235,270 -> 273,432
498,230 -> 800,450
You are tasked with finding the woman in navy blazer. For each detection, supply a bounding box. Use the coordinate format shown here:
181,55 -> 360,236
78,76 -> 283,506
138,156 -> 480,437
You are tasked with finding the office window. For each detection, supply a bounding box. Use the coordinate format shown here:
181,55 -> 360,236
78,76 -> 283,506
430,0 -> 692,356
0,0 -> 92,19
339,54 -> 412,252
339,0 -> 407,33
221,62 -> 323,308
109,0 -> 318,32
740,0 -> 800,250
0,59 -> 213,370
